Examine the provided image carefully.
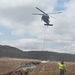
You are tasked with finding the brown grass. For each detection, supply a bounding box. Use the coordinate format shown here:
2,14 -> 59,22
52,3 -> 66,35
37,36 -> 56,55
0,58 -> 75,75
29,61 -> 75,75
0,57 -> 41,75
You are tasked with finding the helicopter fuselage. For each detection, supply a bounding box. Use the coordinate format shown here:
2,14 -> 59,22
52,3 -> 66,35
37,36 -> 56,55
41,15 -> 50,24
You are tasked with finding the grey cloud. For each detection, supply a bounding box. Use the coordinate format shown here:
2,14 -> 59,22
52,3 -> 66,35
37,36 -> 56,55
0,0 -> 57,25
0,6 -> 39,25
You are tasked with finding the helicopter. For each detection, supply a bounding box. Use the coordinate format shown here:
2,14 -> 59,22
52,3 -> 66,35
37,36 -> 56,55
32,7 -> 62,26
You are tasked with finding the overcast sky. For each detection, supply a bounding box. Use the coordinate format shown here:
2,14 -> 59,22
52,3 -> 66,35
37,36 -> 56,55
0,0 -> 75,54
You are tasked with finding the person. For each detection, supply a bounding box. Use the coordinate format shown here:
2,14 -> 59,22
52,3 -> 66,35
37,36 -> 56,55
58,61 -> 66,75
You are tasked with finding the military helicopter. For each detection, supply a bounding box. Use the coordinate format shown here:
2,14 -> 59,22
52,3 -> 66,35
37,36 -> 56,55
32,7 -> 62,26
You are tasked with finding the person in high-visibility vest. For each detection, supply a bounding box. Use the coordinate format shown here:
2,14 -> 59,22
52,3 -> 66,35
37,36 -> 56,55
58,61 -> 66,75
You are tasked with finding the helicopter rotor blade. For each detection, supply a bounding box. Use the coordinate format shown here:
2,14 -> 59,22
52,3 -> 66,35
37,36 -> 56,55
50,16 -> 56,19
49,12 -> 62,14
32,13 -> 43,15
36,7 -> 47,15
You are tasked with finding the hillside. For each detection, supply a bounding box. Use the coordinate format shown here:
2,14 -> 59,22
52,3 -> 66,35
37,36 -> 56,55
0,45 -> 75,61
0,45 -> 25,58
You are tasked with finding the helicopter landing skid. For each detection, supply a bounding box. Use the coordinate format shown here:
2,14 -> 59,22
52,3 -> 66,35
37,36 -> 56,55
44,24 -> 53,26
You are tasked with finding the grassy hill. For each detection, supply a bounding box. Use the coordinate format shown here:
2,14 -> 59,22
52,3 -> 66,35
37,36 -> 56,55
0,45 -> 75,61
